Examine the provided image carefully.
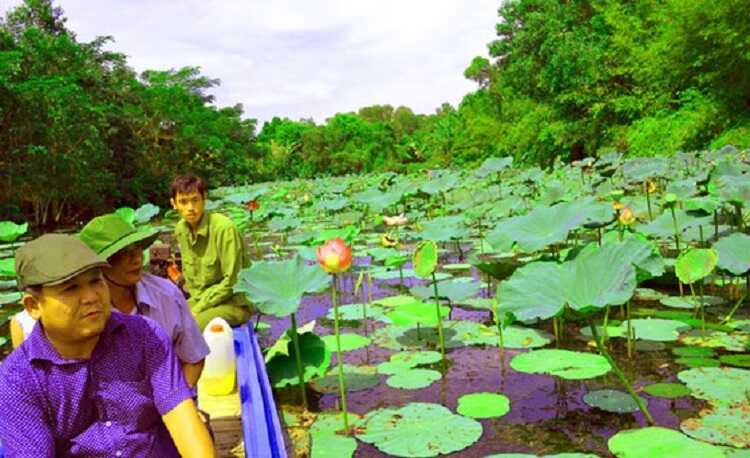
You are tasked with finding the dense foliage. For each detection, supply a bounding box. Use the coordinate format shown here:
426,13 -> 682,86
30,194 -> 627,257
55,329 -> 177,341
2,0 -> 749,225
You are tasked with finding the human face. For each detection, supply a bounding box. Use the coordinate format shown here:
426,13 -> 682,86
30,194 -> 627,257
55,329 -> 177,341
26,269 -> 111,350
104,242 -> 144,287
171,191 -> 206,228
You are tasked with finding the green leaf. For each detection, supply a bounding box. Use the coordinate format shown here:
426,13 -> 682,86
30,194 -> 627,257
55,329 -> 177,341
310,365 -> 379,394
115,207 -> 136,225
563,242 -> 637,311
234,256 -> 330,318
310,411 -> 362,458
583,389 -> 647,413
386,301 -> 450,327
676,248 -> 718,284
681,405 -> 750,448
410,278 -> 482,303
133,203 -> 160,224
0,258 -> 15,277
321,333 -> 370,353
385,368 -> 442,390
719,354 -> 750,368
413,241 -> 438,278
625,319 -> 691,342
678,367 -> 750,406
713,233 -> 750,276
608,427 -> 724,458
456,392 -> 510,418
0,291 -> 22,305
679,330 -> 750,351
390,350 -> 443,367
356,403 -> 482,456
324,303 -> 390,323
510,349 -> 611,380
0,221 -> 28,243
266,331 -> 331,388
497,262 -> 566,321
643,383 -> 691,399
673,346 -> 716,358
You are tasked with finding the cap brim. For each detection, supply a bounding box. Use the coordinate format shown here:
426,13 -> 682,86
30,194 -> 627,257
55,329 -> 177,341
42,260 -> 111,287
99,228 -> 161,260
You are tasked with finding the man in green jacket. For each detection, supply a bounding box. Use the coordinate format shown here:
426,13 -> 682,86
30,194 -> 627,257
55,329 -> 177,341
170,173 -> 252,329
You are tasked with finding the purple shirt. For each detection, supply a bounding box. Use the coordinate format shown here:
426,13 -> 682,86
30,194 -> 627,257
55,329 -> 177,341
0,312 -> 193,457
135,273 -> 209,364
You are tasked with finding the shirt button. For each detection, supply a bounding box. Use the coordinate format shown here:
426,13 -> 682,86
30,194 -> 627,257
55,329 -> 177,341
115,452 -> 122,457
104,421 -> 112,427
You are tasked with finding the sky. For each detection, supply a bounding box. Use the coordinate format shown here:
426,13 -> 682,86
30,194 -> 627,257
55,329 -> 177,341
3,0 -> 501,126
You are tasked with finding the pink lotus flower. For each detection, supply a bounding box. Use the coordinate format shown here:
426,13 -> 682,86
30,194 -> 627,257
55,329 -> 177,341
317,237 -> 352,274
383,213 -> 408,226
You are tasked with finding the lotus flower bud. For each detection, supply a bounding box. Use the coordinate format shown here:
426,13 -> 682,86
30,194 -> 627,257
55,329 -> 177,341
645,180 -> 656,194
317,237 -> 352,273
613,201 -> 624,211
246,200 -> 259,211
383,213 -> 408,226
619,207 -> 635,226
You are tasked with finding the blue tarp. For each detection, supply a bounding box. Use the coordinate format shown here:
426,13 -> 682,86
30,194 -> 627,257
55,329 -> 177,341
234,324 -> 287,458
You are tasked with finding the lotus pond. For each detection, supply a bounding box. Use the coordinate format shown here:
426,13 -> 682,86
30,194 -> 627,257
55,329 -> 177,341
2,148 -> 750,457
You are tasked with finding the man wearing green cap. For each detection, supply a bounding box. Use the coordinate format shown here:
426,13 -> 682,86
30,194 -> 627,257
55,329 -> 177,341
0,234 -> 214,457
170,173 -> 252,329
78,213 -> 209,388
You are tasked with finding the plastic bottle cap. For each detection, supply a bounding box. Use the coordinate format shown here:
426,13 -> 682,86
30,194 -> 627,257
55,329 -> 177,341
210,323 -> 224,332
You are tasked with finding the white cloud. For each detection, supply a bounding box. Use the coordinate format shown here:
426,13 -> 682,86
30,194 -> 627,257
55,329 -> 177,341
2,0 -> 501,125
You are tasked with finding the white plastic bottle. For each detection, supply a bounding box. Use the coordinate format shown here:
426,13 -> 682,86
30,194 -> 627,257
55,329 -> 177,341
199,317 -> 237,396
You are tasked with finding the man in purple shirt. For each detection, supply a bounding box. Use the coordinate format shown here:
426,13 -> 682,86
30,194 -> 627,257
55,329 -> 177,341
0,234 -> 214,457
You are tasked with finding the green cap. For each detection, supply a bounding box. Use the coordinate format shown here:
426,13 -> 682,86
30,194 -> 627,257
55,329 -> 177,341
78,213 -> 160,260
15,234 -> 109,289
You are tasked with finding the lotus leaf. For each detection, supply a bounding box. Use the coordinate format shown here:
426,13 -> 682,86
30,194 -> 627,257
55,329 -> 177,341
642,383 -> 691,398
714,233 -> 750,275
456,392 -> 510,418
580,324 -> 627,339
622,157 -> 668,182
325,303 -> 390,323
386,301 -> 450,327
264,321 -> 316,362
510,349 -> 611,380
0,258 -> 15,277
0,221 -> 28,243
485,454 -> 598,458
681,405 -> 750,448
677,367 -> 750,406
497,262 -> 566,321
443,263 -> 472,271
418,216 -> 469,242
672,346 -> 716,358
312,225 -> 360,245
712,174 -> 750,204
420,173 -> 459,195
476,156 -> 513,178
607,426 -> 724,458
310,365 -> 379,394
386,368 -> 442,390
133,203 -> 160,224
310,411 -> 362,458
633,288 -> 664,301
234,256 -> 330,318
353,188 -> 402,212
115,207 -> 136,225
455,322 -> 552,349
679,330 -> 750,351
266,331 -> 331,388
413,241 -> 438,278
624,319 -> 690,341
0,291 -> 21,305
371,323 -> 463,351
676,357 -> 721,368
315,197 -> 349,212
583,389 -> 646,413
370,268 -> 417,281
410,278 -> 482,303
377,361 -> 414,375
356,402 -> 482,457
321,334 -> 370,353
660,296 -> 697,309
390,350 -> 442,367
719,354 -> 750,368
374,295 -> 418,308
676,248 -> 718,284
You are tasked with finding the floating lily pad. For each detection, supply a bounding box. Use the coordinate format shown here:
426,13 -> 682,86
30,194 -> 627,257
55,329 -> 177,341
676,357 -> 721,368
633,341 -> 666,352
679,331 -> 750,351
681,405 -> 750,448
370,268 -> 417,281
386,301 -> 450,327
377,361 -> 413,375
510,350 -> 611,380
580,324 -> 627,339
311,411 -> 362,458
583,389 -> 646,413
660,296 -> 697,309
386,368 -> 442,390
310,365 -> 380,393
411,278 -> 483,303
485,454 -> 599,458
634,288 -> 665,301
390,350 -> 443,367
0,258 -> 15,277
719,354 -> 750,368
321,333 -> 371,353
373,295 -> 418,308
625,319 -> 690,341
371,323 -> 462,351
356,403 -> 482,457
672,346 -> 716,358
325,303 -> 390,323
456,392 -> 510,419
642,383 -> 691,399
456,322 -> 553,349
0,291 -> 21,305
678,367 -> 750,406
443,263 -> 472,271
608,426 -> 724,458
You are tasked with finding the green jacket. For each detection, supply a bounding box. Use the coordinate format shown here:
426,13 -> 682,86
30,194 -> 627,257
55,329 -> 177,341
174,212 -> 247,313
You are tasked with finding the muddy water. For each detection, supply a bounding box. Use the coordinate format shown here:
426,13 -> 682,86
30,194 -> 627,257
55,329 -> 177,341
257,249 -> 710,457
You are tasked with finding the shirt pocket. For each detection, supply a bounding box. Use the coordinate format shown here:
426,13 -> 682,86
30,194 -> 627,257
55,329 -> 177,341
99,378 -> 159,429
199,254 -> 222,285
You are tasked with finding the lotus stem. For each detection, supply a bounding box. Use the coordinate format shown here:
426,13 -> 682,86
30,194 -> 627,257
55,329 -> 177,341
670,206 -> 681,252
331,274 -> 350,432
289,313 -> 308,410
597,227 -> 602,247
553,316 -> 560,345
688,282 -> 705,337
733,203 -> 745,232
399,266 -> 404,287
603,305 -> 611,343
626,301 -> 633,359
364,272 -> 372,337
698,225 -> 704,247
588,321 -> 654,425
492,297 -> 505,364
714,210 -> 719,239
723,280 -> 750,324
431,272 -> 447,363
645,183 -> 653,221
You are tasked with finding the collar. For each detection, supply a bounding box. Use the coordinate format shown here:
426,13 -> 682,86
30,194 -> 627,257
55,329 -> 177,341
26,311 -> 126,364
182,212 -> 210,245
